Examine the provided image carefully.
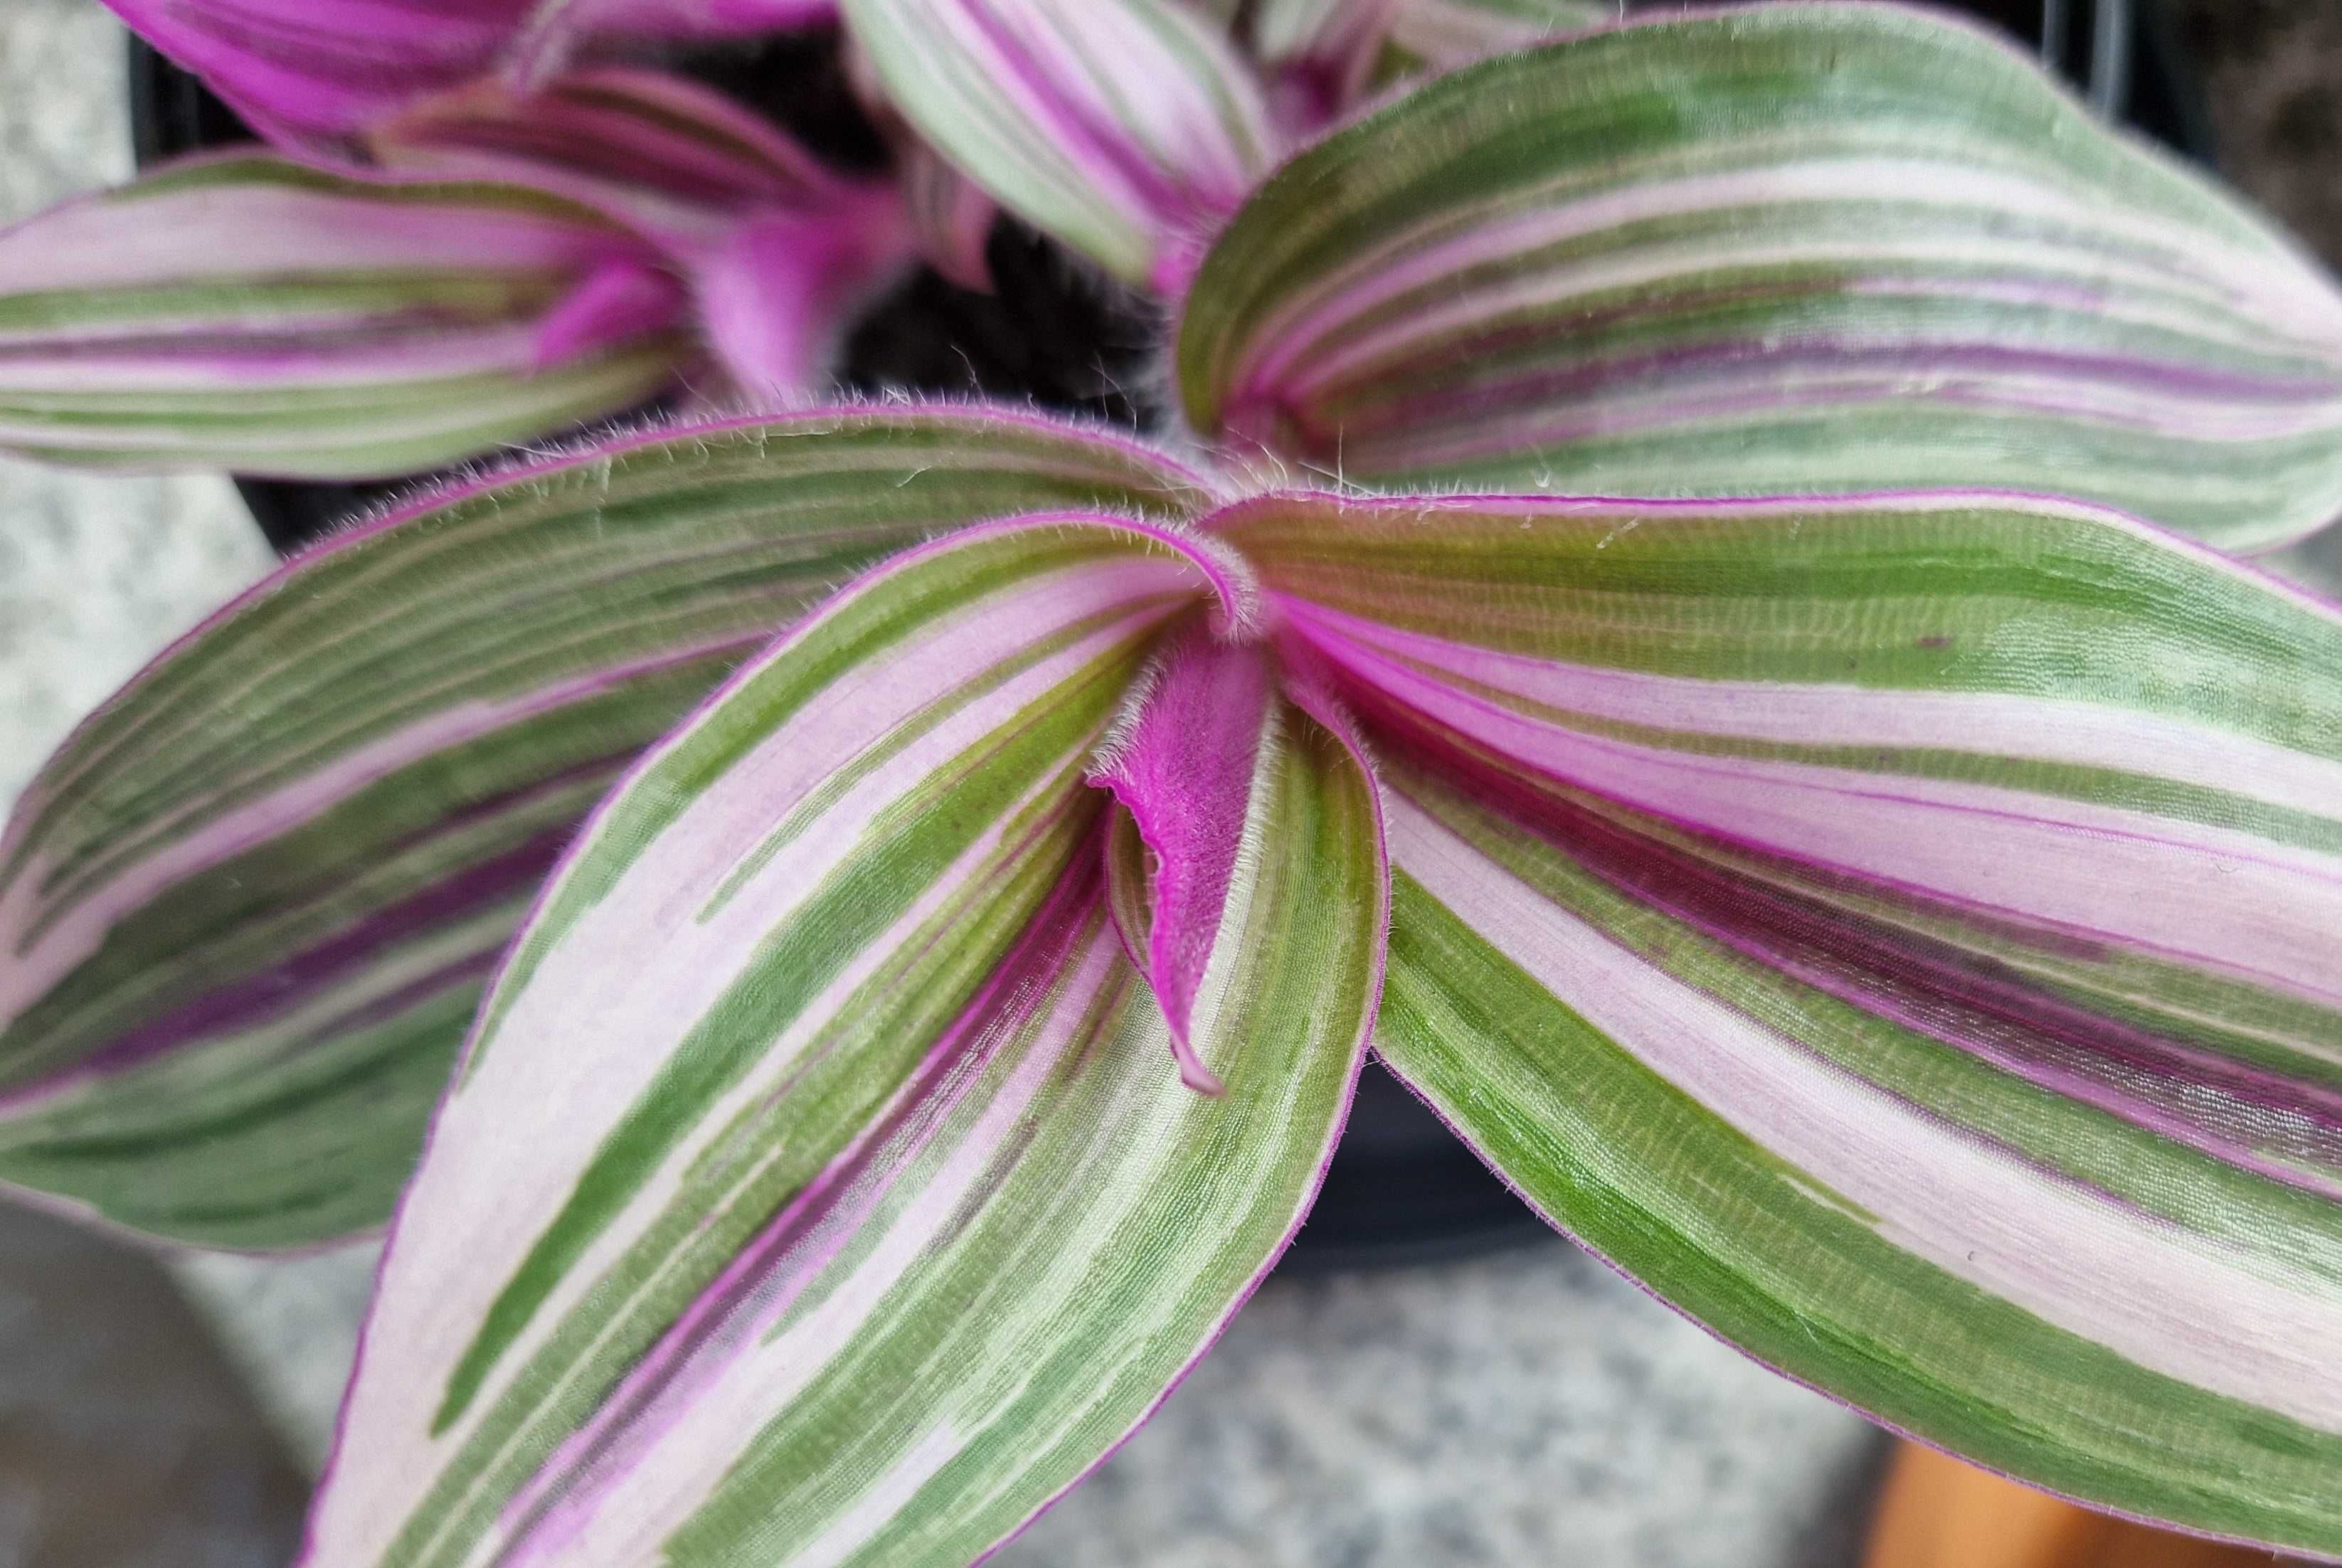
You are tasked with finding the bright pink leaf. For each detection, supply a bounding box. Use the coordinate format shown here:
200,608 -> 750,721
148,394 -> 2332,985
687,202 -> 911,397
532,254 -> 692,370
103,0 -> 537,152
1088,626 -> 1276,1093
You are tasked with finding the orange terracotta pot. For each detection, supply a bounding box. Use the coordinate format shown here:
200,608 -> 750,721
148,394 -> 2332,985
1863,1444 -> 2296,1568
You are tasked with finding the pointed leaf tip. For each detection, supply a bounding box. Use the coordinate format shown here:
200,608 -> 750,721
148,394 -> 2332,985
1087,620 -> 1389,1105
1088,626 -> 1276,1094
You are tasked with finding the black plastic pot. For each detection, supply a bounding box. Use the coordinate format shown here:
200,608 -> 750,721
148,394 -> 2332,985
125,0 -> 2211,1274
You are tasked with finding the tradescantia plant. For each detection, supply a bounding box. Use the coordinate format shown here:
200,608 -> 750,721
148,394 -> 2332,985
12,1 -> 2342,1564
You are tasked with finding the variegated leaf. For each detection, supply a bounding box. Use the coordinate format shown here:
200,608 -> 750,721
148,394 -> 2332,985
842,0 -> 1279,288
1383,0 -> 1614,68
368,68 -> 867,244
370,69 -> 915,398
0,408 -> 1211,1249
303,513 -> 1382,1567
1090,623 -> 1385,1094
0,156 -> 691,480
1179,4 -> 2342,551
1219,487 -> 2342,1557
102,0 -> 536,152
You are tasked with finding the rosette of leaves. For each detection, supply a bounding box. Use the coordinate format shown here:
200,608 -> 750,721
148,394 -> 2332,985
9,6 -> 2342,1567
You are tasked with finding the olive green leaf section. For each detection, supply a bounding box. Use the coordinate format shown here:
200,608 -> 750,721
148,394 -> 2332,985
1178,3 -> 2342,550
0,407 -> 1210,1250
302,516 -> 1381,1568
1384,0 -> 1614,70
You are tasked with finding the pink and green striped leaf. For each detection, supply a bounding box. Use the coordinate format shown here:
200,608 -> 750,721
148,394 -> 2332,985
1219,487 -> 2342,1557
1382,0 -> 1612,68
1179,3 -> 2342,551
101,0 -> 537,153
366,67 -> 868,244
842,0 -> 1279,288
302,514 -> 1382,1567
0,155 -> 692,480
0,408 -> 1211,1251
369,68 -> 916,398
